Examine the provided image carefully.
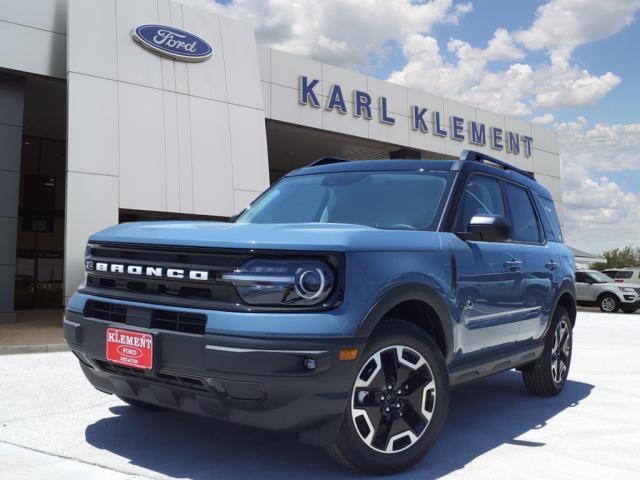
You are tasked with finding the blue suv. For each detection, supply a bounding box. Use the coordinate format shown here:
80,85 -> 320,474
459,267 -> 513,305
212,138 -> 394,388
65,150 -> 576,474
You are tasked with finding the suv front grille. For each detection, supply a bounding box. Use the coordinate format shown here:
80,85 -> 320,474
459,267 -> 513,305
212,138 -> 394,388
84,300 -> 207,335
82,243 -> 251,310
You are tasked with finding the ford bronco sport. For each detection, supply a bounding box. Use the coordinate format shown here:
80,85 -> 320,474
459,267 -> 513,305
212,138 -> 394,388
65,150 -> 576,474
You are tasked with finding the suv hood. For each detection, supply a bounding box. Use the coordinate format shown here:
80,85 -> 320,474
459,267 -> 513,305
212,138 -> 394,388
89,221 -> 443,252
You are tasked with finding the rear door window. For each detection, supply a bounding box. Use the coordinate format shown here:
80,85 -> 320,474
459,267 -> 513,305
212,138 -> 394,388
504,183 -> 541,243
616,271 -> 633,279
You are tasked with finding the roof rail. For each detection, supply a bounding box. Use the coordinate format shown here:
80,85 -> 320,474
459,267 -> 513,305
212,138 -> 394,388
306,156 -> 349,168
459,149 -> 535,179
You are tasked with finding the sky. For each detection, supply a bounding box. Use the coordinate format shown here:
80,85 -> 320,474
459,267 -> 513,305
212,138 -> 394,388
183,0 -> 640,254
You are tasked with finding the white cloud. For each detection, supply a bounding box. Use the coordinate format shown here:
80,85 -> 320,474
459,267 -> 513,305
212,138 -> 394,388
559,118 -> 640,252
387,29 -> 531,113
557,118 -> 640,171
560,162 -> 640,252
516,0 -> 640,52
533,64 -> 621,109
532,113 -> 555,125
178,0 -> 635,115
388,0 -> 638,113
179,0 -> 470,70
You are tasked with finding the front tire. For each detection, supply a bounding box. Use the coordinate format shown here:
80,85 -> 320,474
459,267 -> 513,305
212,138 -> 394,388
328,319 -> 450,474
522,306 -> 572,396
598,293 -> 620,313
621,306 -> 638,314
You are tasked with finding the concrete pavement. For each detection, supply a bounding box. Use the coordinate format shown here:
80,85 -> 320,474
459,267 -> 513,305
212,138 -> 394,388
1,310 -> 639,479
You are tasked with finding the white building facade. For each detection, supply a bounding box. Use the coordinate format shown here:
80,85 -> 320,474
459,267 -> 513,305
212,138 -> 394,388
0,0 -> 562,321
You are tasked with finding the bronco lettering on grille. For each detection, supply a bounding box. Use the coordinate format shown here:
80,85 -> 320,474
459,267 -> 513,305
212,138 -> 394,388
92,262 -> 209,281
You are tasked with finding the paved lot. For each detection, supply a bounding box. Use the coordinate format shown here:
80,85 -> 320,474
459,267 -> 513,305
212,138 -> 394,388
1,310 -> 639,479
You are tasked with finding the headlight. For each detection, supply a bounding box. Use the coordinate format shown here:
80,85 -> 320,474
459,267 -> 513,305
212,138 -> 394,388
620,287 -> 636,293
220,258 -> 336,307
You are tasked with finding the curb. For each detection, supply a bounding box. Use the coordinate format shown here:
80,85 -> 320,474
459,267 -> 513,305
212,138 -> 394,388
0,343 -> 69,355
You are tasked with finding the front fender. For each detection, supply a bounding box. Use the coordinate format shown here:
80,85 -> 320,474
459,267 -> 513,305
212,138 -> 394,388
355,281 -> 454,363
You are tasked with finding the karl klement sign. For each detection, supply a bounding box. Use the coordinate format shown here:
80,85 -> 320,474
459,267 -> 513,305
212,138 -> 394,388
298,76 -> 534,157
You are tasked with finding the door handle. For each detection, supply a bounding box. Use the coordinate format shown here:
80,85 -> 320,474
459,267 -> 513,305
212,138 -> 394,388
504,260 -> 523,271
545,260 -> 558,271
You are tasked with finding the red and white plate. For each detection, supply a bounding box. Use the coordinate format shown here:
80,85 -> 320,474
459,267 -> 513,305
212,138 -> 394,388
106,327 -> 153,370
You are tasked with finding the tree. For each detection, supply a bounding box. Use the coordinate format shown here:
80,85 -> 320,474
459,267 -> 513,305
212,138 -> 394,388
591,246 -> 640,270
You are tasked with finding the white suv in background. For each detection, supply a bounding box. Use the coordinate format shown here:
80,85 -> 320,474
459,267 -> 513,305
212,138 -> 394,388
614,268 -> 640,284
576,270 -> 640,313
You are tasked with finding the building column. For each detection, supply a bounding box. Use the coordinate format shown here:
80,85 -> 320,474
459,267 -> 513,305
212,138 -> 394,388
0,75 -> 24,323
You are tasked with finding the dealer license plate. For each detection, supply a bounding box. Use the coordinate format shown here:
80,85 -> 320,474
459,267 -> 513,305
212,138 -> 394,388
106,327 -> 153,370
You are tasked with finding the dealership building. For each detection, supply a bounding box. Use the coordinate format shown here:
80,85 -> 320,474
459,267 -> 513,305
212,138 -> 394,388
0,0 -> 562,322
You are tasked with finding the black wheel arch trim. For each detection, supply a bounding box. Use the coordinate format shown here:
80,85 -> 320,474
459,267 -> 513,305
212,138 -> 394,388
355,282 -> 454,363
547,280 -> 577,333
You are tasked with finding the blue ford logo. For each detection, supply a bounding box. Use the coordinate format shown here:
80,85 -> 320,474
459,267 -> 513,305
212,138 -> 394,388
131,24 -> 213,62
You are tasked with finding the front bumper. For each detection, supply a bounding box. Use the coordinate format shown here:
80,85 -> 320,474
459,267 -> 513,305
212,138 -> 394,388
64,308 -> 365,446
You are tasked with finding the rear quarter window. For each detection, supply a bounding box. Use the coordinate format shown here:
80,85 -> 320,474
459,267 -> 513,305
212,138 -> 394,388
538,196 -> 563,242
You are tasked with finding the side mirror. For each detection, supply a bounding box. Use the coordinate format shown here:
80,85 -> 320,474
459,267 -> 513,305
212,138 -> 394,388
459,214 -> 510,242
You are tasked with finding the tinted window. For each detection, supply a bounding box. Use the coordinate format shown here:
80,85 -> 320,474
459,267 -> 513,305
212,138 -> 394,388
455,175 -> 505,232
505,183 -> 540,242
539,197 -> 563,242
236,171 -> 452,230
616,271 -> 633,279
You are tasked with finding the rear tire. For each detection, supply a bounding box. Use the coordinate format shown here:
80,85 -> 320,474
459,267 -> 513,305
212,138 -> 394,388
117,396 -> 165,411
598,293 -> 619,313
522,306 -> 572,396
328,318 -> 450,474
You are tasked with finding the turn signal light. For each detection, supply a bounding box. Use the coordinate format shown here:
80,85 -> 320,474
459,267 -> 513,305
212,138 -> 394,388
339,348 -> 359,361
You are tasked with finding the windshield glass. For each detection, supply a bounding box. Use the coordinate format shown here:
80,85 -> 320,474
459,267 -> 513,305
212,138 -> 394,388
589,271 -> 613,283
235,170 -> 452,230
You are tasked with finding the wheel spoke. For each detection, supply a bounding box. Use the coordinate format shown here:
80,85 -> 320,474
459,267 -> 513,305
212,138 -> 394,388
401,366 -> 431,396
400,402 -> 427,435
558,359 -> 567,381
371,413 -> 394,451
558,348 -> 569,364
380,348 -> 399,387
354,388 -> 381,408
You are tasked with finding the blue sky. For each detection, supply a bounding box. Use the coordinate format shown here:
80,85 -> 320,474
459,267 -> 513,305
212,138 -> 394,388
201,0 -> 639,252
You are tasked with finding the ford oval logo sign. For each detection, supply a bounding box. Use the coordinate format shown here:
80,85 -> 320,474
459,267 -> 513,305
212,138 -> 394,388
131,24 -> 213,62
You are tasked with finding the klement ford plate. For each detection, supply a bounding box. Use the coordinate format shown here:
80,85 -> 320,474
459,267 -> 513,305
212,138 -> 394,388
106,328 -> 153,370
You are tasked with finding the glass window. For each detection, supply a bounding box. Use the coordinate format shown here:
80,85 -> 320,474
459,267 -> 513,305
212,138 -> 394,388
616,271 -> 633,279
236,171 -> 452,230
454,175 -> 505,232
575,272 -> 588,283
588,271 -> 615,283
539,196 -> 563,242
505,183 -> 540,243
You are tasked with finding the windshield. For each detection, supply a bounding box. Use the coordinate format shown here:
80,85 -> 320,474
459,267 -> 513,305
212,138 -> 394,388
589,271 -> 613,283
235,170 -> 453,230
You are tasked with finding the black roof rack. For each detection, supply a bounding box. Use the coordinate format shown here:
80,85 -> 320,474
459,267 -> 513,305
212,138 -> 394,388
306,156 -> 349,168
460,149 -> 535,179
